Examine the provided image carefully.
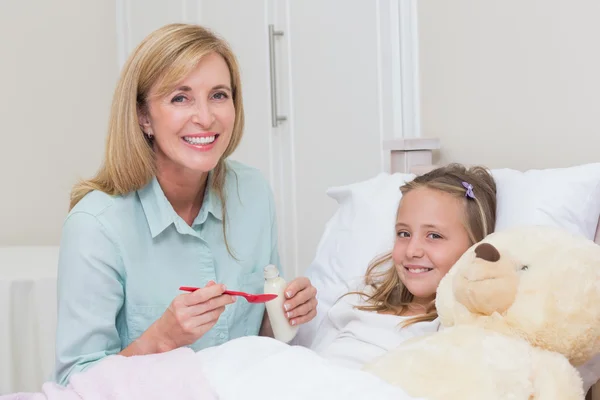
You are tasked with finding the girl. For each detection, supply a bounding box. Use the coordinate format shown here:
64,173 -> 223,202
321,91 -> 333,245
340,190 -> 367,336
310,163 -> 497,369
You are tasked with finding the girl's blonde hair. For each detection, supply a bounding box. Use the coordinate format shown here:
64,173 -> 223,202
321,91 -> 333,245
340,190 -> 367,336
352,164 -> 497,326
69,24 -> 244,252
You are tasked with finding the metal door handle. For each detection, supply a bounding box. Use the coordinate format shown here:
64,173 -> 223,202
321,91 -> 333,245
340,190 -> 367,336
268,24 -> 287,127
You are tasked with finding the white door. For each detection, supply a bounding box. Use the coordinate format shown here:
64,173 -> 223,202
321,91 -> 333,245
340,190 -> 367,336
275,0 -> 393,276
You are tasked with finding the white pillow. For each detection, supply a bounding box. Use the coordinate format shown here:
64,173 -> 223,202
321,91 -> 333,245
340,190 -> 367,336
297,163 -> 600,347
493,164 -> 600,240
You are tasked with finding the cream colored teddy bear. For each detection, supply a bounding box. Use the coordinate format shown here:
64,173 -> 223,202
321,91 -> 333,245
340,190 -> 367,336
364,225 -> 600,400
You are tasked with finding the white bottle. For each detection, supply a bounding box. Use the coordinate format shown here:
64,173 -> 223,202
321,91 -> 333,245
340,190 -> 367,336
263,264 -> 299,343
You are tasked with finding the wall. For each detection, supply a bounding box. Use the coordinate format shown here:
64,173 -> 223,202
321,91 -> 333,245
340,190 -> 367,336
417,0 -> 600,170
0,0 -> 118,245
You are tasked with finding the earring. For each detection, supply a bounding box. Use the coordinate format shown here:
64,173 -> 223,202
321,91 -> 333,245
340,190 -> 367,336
146,130 -> 154,139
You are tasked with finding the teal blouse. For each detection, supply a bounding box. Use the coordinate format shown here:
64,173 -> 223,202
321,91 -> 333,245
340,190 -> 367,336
54,160 -> 280,385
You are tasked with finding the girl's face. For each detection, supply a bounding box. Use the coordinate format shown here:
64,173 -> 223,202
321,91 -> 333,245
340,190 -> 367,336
392,187 -> 472,306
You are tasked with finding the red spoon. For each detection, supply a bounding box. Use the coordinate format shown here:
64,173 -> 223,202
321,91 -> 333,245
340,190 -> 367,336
179,286 -> 278,304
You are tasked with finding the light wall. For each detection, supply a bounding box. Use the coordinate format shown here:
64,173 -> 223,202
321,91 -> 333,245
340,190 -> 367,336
0,0 -> 118,245
8,1 -> 598,246
417,0 -> 600,170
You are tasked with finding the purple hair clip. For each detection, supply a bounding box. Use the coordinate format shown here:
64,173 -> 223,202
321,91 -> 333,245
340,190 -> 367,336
462,181 -> 476,199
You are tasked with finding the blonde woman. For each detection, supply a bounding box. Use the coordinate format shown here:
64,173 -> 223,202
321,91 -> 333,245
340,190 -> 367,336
311,164 -> 497,368
54,24 -> 317,385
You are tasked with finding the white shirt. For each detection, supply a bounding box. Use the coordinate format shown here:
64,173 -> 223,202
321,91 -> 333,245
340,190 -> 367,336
311,293 -> 440,369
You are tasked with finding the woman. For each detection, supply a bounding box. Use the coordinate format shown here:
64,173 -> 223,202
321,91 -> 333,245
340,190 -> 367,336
54,23 -> 317,385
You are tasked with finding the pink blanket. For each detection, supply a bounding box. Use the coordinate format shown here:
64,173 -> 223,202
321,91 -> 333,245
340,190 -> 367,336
0,348 -> 217,400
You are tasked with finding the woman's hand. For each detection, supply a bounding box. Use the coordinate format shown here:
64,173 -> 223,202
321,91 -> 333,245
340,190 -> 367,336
282,277 -> 318,326
137,281 -> 235,353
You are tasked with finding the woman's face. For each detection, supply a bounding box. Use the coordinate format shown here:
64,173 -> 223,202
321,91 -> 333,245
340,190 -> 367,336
139,52 -> 236,177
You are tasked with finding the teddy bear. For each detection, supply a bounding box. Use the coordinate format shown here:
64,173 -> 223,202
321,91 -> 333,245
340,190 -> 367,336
363,225 -> 600,400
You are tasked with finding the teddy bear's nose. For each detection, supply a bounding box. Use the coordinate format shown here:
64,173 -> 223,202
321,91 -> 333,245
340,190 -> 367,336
474,243 -> 500,262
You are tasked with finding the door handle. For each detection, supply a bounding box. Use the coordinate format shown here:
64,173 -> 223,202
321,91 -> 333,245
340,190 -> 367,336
268,24 -> 287,127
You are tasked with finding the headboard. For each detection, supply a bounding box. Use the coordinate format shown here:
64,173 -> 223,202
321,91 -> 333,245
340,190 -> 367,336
385,139 -> 600,399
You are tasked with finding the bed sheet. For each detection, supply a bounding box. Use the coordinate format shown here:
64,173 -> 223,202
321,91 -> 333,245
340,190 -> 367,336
1,336 -> 421,400
197,336 -> 420,400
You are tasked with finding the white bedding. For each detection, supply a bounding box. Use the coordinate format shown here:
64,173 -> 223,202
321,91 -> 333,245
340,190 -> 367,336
197,336 -> 422,400
3,336 -> 421,400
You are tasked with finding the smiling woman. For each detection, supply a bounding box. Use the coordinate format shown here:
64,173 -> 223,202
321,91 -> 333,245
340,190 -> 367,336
53,23 -> 318,386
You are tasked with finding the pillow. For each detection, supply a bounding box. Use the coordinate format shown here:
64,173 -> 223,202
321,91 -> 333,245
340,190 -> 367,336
493,164 -> 600,240
296,163 -> 600,348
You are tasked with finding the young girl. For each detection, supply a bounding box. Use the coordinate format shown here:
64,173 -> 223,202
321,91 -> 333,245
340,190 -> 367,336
310,163 -> 497,369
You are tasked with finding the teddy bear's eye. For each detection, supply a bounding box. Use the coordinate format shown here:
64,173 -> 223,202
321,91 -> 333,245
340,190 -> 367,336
521,265 -> 529,271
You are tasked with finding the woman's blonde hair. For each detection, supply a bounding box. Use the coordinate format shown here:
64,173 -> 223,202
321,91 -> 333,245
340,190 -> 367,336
69,23 -> 244,250
351,164 -> 497,326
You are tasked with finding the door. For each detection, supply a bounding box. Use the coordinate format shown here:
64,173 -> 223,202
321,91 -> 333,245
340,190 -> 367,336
276,0 -> 390,275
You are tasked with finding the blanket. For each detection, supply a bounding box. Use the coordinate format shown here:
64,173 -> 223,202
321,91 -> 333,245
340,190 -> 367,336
2,336 -> 420,400
0,347 -> 217,400
196,336 -> 420,399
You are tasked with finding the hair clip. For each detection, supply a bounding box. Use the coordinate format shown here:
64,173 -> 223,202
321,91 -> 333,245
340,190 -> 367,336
462,181 -> 476,199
